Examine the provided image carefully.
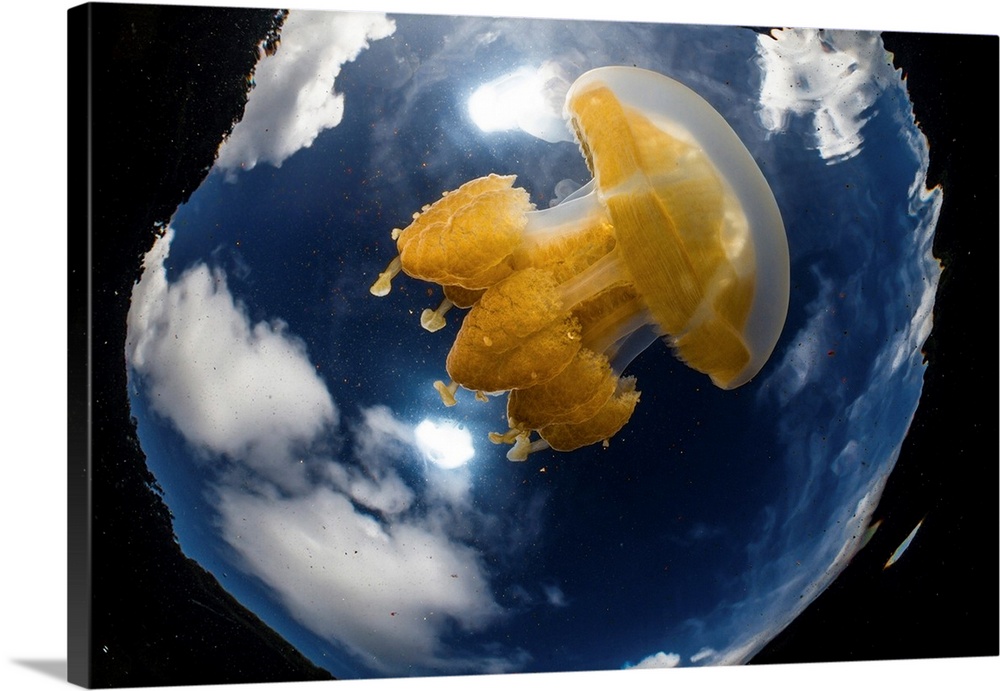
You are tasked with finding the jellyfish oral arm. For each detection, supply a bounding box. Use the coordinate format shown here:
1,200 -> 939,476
369,255 -> 401,296
421,298 -> 454,332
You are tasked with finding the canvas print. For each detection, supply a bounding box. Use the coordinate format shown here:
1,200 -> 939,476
67,2 -> 997,687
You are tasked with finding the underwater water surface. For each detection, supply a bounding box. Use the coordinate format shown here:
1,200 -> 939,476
125,11 -> 941,678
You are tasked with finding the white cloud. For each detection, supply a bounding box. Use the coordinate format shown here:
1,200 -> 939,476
761,270 -> 836,405
705,474 -> 890,667
325,461 -> 415,517
689,647 -> 717,664
756,29 -> 893,162
126,229 -> 337,493
215,10 -> 395,176
627,651 -> 681,669
126,238 -> 521,673
216,482 -> 507,675
542,584 -> 567,608
351,404 -> 418,471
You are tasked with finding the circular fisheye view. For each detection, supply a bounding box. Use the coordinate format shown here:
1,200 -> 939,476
112,8 -> 960,682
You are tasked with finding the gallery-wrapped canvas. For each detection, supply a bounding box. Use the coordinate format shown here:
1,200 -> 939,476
67,2 -> 997,688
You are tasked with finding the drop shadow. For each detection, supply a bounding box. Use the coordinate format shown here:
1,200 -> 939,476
10,659 -> 67,682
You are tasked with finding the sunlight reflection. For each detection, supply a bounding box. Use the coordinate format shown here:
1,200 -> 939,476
467,62 -> 574,143
414,419 -> 475,469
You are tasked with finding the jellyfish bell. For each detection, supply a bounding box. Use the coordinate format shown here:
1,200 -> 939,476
564,66 -> 789,389
370,66 -> 789,459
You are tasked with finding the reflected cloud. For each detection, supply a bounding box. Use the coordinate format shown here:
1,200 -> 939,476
126,230 -> 527,675
761,270 -> 837,405
756,29 -> 892,162
215,10 -> 395,177
625,651 -> 681,669
126,229 -> 337,494
216,483 -> 504,674
542,584 -> 567,608
689,647 -> 717,664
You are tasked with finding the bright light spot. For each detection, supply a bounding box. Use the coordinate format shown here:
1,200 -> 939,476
468,73 -> 523,133
414,419 -> 475,469
467,62 -> 574,144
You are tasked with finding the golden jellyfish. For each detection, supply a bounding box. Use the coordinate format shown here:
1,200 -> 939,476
370,66 -> 789,461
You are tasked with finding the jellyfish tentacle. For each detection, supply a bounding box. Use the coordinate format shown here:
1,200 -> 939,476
433,379 -> 459,406
421,297 -> 454,332
369,255 -> 402,296
488,428 -> 520,445
577,292 -> 652,357
518,183 -> 608,249
606,323 -> 660,374
552,245 -> 631,311
503,432 -> 550,462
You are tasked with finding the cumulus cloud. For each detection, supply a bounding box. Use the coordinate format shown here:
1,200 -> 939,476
126,228 -> 337,493
216,483 -> 506,675
626,651 -> 681,669
351,405 -> 418,471
324,461 -> 415,517
215,10 -> 395,176
351,406 -> 478,516
125,230 -> 527,675
547,178 -> 585,207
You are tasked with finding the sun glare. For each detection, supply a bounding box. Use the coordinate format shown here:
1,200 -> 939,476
414,419 -> 475,469
466,64 -> 574,143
